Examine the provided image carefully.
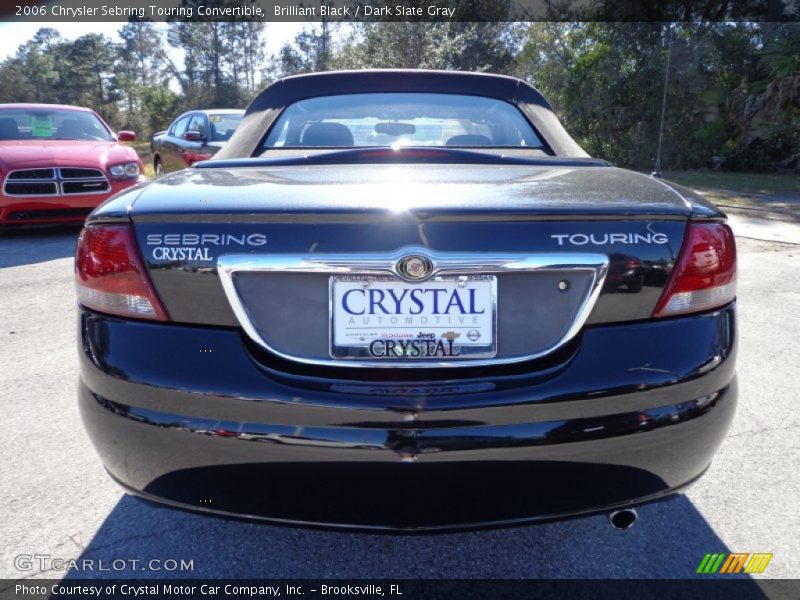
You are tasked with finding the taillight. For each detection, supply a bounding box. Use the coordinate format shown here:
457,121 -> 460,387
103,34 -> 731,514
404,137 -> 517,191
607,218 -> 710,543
75,224 -> 169,321
653,222 -> 736,318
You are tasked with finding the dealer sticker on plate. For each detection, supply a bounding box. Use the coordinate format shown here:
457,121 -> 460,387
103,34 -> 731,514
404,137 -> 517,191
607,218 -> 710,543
330,275 -> 497,360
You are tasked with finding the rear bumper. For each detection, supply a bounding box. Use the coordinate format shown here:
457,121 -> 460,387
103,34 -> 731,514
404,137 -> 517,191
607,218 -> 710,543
78,304 -> 737,530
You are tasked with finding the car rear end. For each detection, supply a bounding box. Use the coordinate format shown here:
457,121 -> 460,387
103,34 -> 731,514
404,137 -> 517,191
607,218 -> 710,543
75,163 -> 737,530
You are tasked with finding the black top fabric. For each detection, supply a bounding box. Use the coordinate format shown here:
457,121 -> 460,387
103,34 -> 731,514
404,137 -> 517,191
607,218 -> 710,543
214,69 -> 589,160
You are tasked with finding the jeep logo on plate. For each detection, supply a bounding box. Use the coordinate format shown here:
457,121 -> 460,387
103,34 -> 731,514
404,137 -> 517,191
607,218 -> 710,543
397,255 -> 433,281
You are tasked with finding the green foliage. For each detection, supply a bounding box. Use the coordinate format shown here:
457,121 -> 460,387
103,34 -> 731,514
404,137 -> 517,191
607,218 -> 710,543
275,24 -> 333,75
721,117 -> 800,171
276,21 -> 519,74
759,24 -> 800,80
166,21 -> 264,108
513,22 -> 792,171
0,20 -> 796,171
691,121 -> 730,156
140,86 -> 181,134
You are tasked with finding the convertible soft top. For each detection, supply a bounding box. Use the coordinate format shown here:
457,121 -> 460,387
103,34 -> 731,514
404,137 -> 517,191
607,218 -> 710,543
214,69 -> 589,160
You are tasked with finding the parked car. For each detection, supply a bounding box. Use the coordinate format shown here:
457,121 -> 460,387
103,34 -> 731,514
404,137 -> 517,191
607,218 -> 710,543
0,103 -> 142,226
76,70 -> 737,530
150,109 -> 244,176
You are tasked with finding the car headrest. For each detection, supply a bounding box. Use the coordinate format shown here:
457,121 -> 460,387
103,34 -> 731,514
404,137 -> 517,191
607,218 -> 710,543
58,119 -> 83,139
445,134 -> 493,146
0,118 -> 20,140
300,122 -> 354,147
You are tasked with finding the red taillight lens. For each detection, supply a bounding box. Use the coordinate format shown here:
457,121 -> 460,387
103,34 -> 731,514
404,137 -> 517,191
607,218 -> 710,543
653,222 -> 736,318
75,224 -> 169,321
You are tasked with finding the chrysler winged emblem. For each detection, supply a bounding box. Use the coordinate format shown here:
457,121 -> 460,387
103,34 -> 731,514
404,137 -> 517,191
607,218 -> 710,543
397,254 -> 433,281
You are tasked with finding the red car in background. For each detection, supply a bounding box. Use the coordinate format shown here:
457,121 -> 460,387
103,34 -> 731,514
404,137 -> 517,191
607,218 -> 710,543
0,103 -> 143,226
150,109 -> 244,176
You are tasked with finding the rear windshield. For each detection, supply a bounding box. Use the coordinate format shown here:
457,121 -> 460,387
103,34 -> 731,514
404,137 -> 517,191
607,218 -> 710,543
209,113 -> 243,142
0,109 -> 113,141
263,93 -> 543,149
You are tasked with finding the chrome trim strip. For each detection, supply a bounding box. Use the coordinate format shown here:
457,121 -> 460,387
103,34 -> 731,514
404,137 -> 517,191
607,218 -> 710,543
217,247 -> 609,369
2,167 -> 110,197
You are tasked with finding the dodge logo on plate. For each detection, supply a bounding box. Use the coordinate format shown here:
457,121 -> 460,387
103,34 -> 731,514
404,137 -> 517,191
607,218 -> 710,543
397,255 -> 433,281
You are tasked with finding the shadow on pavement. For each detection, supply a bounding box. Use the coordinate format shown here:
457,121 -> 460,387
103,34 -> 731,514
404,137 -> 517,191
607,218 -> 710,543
0,225 -> 81,268
67,492 -> 764,582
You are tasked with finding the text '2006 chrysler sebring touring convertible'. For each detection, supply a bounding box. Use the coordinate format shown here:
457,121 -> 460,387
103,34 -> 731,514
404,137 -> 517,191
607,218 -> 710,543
76,70 -> 737,530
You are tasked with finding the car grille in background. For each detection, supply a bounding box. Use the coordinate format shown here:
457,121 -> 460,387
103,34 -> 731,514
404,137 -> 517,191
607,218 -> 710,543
7,169 -> 55,180
6,207 -> 93,221
6,182 -> 58,195
3,167 -> 109,196
62,181 -> 109,194
60,168 -> 104,179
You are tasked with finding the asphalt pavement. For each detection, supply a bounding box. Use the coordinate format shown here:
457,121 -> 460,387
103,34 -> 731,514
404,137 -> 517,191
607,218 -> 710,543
1,224 -> 798,580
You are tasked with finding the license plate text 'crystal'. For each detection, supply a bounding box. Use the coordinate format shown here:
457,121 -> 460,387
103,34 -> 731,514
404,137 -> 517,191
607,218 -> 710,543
330,275 -> 497,360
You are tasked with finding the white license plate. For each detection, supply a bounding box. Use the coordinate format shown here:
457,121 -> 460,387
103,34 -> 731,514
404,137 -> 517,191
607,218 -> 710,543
330,275 -> 497,360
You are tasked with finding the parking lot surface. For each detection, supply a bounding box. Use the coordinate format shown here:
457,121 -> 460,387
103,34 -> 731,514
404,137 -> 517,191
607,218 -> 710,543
1,225 -> 798,579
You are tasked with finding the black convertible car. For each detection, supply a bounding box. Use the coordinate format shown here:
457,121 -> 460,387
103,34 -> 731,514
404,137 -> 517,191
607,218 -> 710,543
76,70 -> 737,530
